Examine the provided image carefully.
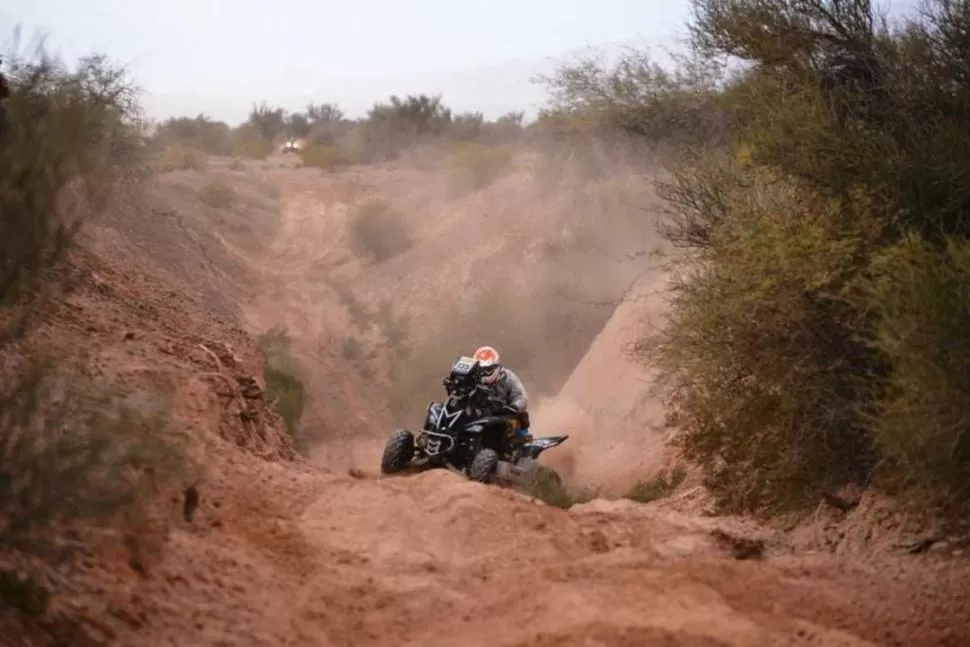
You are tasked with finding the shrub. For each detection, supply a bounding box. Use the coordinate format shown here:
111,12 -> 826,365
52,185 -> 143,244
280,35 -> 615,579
340,335 -> 363,361
623,0 -> 970,517
155,143 -> 206,173
0,358 -> 188,619
626,466 -> 686,503
231,128 -> 273,160
527,470 -> 598,509
0,52 -> 144,314
347,198 -> 412,263
198,180 -> 236,209
0,363 -> 187,551
245,102 -> 286,142
535,47 -> 728,159
355,94 -> 454,162
0,49 -> 187,614
645,166 -> 880,512
299,143 -> 343,170
860,234 -> 970,513
151,114 -> 232,156
447,142 -> 515,191
257,327 -> 306,449
333,283 -> 373,331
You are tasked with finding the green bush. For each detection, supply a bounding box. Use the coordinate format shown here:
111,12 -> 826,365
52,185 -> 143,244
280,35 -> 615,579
155,143 -> 206,172
535,47 -> 728,160
347,198 -> 412,263
607,0 -> 970,517
0,363 -> 186,551
257,327 -> 306,449
231,128 -> 273,160
645,167 -> 879,512
861,234 -> 970,512
151,114 -> 233,156
0,52 -> 144,312
299,143 -> 343,170
0,50 -> 189,618
361,94 -> 453,161
447,142 -> 515,191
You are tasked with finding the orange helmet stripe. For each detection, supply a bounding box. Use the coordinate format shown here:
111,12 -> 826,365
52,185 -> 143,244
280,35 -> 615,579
473,346 -> 499,363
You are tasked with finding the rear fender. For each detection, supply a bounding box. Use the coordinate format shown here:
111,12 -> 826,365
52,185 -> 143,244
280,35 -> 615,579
520,434 -> 569,459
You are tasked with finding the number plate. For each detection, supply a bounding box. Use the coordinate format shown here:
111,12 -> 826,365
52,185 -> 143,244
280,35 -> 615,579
451,356 -> 476,375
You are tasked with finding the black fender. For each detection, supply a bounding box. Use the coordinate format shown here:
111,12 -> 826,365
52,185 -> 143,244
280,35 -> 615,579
518,434 -> 569,460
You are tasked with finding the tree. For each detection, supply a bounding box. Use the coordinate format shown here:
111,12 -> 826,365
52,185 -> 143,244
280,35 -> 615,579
306,102 -> 344,124
247,101 -> 286,142
286,112 -> 310,139
367,94 -> 453,136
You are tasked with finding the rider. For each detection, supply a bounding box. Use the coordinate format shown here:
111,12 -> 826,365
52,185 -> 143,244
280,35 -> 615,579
472,345 -> 533,446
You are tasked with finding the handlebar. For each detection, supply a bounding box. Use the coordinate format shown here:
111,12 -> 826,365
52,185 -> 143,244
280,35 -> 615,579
441,380 -> 518,414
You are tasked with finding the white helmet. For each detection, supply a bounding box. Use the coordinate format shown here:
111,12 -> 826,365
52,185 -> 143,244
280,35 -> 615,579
472,345 -> 502,385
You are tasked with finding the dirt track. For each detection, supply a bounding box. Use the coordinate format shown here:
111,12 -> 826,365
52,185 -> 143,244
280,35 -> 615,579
11,157 -> 970,646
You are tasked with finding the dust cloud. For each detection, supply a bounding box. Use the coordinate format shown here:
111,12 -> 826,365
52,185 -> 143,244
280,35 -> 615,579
245,136 -> 676,491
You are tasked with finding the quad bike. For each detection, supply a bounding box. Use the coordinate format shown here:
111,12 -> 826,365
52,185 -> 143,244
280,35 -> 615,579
379,355 -> 568,490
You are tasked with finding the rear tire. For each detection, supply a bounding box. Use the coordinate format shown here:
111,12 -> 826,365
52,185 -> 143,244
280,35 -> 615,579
536,465 -> 563,488
468,448 -> 499,483
381,429 -> 415,475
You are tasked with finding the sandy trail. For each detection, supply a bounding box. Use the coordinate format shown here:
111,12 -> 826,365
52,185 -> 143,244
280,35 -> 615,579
214,172 -> 970,647
165,463 -> 965,647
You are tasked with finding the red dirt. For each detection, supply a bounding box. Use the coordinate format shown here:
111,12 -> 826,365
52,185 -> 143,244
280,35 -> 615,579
3,154 -> 969,646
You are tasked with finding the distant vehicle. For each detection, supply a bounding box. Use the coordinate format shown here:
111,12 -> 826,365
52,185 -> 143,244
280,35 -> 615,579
281,138 -> 304,154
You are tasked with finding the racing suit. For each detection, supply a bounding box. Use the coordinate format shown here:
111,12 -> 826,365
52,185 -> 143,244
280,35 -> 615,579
484,367 -> 532,444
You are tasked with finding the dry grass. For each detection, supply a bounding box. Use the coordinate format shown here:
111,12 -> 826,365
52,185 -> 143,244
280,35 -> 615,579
198,180 -> 236,209
447,142 -> 515,192
155,143 -> 206,173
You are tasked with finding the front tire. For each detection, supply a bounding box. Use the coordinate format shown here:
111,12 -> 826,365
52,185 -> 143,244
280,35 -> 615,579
381,429 -> 415,475
468,448 -> 499,483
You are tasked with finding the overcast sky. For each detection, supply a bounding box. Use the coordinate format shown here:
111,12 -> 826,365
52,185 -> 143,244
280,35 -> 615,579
2,0 -> 918,124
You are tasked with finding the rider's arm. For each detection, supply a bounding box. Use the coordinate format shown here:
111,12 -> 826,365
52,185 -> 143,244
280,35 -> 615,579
503,369 -> 529,413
